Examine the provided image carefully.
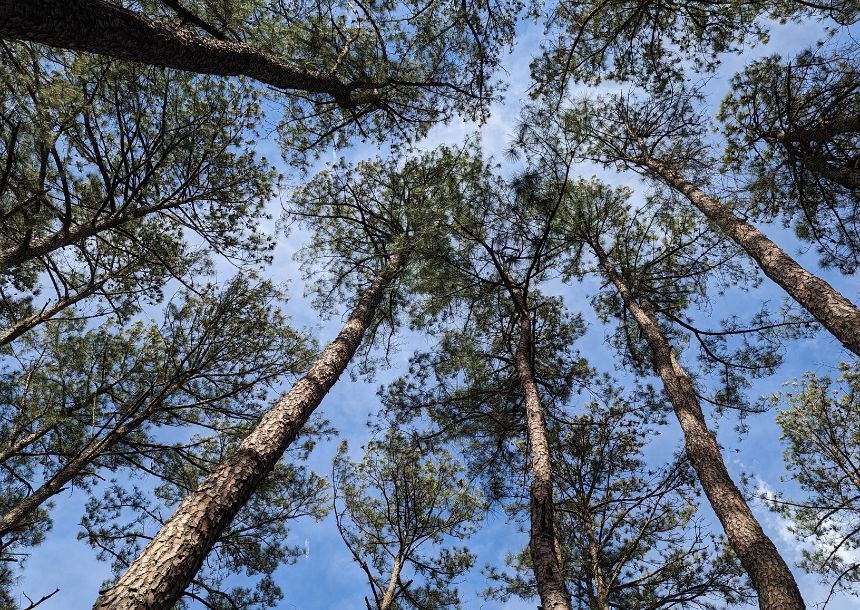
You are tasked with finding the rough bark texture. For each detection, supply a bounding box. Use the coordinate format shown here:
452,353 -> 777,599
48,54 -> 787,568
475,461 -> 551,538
515,311 -> 572,610
379,555 -> 402,610
0,0 -> 360,106
643,157 -> 860,357
91,258 -> 400,610
592,243 -> 805,610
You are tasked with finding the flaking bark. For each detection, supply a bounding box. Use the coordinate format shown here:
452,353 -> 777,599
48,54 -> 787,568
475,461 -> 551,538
592,242 -> 806,610
91,256 -> 401,610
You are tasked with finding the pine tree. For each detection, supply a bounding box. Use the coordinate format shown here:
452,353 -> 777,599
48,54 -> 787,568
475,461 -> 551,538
333,430 -> 484,610
558,177 -> 806,609
0,276 -> 311,589
720,42 -> 860,272
766,363 -> 860,602
486,390 -> 752,610
566,91 -> 860,357
0,0 -> 519,160
0,42 -> 276,343
90,149 -> 460,610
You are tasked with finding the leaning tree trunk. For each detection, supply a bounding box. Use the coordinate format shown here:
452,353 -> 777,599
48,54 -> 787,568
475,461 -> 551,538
92,256 -> 401,610
0,0 -> 358,106
0,402 -> 159,538
640,156 -> 860,358
379,554 -> 403,610
592,243 -> 805,610
515,310 -> 572,610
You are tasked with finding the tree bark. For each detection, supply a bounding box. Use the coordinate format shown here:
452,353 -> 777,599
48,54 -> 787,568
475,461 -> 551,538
0,386 -> 171,539
0,199 -> 181,272
591,242 -> 805,610
91,256 -> 401,610
641,156 -> 860,357
379,555 -> 403,610
0,0 -> 361,107
515,309 -> 572,610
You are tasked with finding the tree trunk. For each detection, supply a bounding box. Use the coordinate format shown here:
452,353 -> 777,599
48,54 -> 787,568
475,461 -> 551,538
0,387 -> 170,539
0,0 -> 359,107
91,257 -> 401,610
379,555 -> 403,610
592,243 -> 805,610
640,156 -> 860,357
0,199 -> 179,272
515,310 -> 572,610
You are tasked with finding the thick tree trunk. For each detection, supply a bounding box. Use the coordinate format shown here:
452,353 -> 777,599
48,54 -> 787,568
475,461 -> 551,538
515,311 -> 572,610
641,156 -> 860,357
92,257 -> 401,610
592,243 -> 805,610
0,0 -> 359,106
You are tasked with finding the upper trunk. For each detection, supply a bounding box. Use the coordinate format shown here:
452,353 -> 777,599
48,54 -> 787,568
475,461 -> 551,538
515,308 -> 572,610
0,0 -> 358,106
378,554 -> 403,610
92,257 -> 401,610
0,199 -> 179,272
641,155 -> 860,357
592,243 -> 805,610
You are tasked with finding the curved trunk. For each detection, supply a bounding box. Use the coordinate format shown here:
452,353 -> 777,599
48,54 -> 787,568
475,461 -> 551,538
92,257 -> 401,610
0,0 -> 357,105
641,156 -> 860,357
592,243 -> 805,610
515,311 -> 572,610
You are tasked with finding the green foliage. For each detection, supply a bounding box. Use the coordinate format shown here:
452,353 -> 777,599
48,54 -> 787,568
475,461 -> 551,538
533,0 -> 856,93
333,430 -> 484,610
287,147 -> 483,373
374,150 -> 592,501
720,43 -> 860,272
0,42 -> 277,336
485,392 -> 752,609
382,291 -> 589,502
509,109 -> 813,411
767,363 -> 860,601
0,275 -> 313,592
138,0 -> 522,162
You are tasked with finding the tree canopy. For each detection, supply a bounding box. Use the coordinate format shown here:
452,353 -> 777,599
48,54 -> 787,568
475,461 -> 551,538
1,2 -> 859,610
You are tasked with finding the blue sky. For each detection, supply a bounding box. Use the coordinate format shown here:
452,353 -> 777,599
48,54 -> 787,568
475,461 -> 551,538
10,10 -> 860,610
